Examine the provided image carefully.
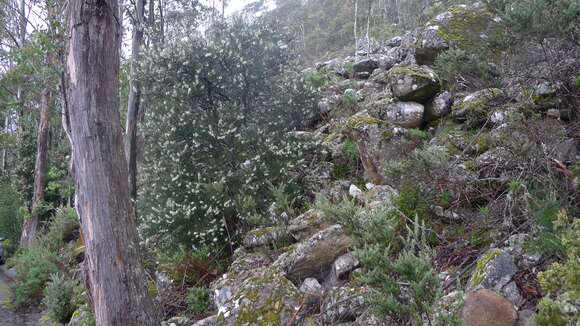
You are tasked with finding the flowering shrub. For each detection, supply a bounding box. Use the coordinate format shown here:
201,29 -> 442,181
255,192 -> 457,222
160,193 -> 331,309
139,17 -> 319,248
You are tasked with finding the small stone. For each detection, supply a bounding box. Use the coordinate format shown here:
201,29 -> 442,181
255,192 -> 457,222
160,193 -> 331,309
300,278 -> 322,295
349,184 -> 365,202
333,253 -> 360,280
547,108 -> 560,119
462,289 -> 518,326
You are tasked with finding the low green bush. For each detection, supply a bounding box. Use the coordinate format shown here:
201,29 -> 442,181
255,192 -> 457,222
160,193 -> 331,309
10,246 -> 59,307
43,273 -> 81,323
536,210 -> 579,326
186,286 -> 210,315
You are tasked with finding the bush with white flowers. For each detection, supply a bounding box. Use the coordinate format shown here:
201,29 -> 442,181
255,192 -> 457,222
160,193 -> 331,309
138,17 -> 319,249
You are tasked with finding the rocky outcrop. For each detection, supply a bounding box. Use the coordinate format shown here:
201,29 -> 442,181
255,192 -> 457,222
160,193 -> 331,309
273,224 -> 352,283
216,270 -> 302,326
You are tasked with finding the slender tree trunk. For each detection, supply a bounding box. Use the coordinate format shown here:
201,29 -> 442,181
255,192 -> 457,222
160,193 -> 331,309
119,0 -> 125,50
20,87 -> 51,248
354,0 -> 358,60
1,115 -> 7,174
67,0 -> 158,323
158,0 -> 164,44
366,0 -> 371,56
148,0 -> 154,46
125,0 -> 145,201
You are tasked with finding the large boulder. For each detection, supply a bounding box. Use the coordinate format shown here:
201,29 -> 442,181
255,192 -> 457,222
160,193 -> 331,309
388,65 -> 441,103
452,88 -> 506,126
385,101 -> 425,128
424,91 -> 453,122
272,225 -> 352,284
353,58 -> 379,74
415,3 -> 502,65
461,289 -> 518,326
215,270 -> 302,326
210,250 -> 272,311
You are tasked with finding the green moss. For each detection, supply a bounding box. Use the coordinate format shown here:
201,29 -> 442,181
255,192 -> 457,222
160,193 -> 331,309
383,130 -> 395,140
224,271 -> 301,326
454,88 -> 504,113
407,129 -> 430,141
471,249 -> 502,287
435,5 -> 502,57
464,160 -> 477,171
345,115 -> 384,130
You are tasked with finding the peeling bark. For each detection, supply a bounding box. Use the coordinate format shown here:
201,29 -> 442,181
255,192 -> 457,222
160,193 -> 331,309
66,0 -> 158,322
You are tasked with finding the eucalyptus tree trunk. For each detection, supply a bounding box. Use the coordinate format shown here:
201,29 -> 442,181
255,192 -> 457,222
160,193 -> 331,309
366,0 -> 372,56
67,0 -> 158,322
20,87 -> 50,248
125,0 -> 145,201
354,0 -> 358,60
20,0 -> 59,248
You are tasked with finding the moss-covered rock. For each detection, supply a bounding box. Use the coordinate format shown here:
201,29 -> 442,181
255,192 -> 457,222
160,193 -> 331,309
272,224 -> 352,284
415,3 -> 503,64
215,269 -> 301,326
452,88 -> 505,127
387,65 -> 441,103
242,227 -> 293,250
467,249 -> 521,305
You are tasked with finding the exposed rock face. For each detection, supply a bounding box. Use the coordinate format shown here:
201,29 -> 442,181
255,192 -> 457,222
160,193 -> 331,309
461,289 -> 518,326
385,101 -> 425,128
242,226 -> 292,249
272,225 -> 352,283
388,65 -> 441,103
468,249 -> 522,306
216,270 -> 302,326
211,250 -> 272,311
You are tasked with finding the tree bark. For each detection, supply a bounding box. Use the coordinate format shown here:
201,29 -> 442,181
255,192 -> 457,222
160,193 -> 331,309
366,0 -> 372,56
20,87 -> 51,248
66,0 -> 158,323
354,0 -> 358,60
125,0 -> 145,201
